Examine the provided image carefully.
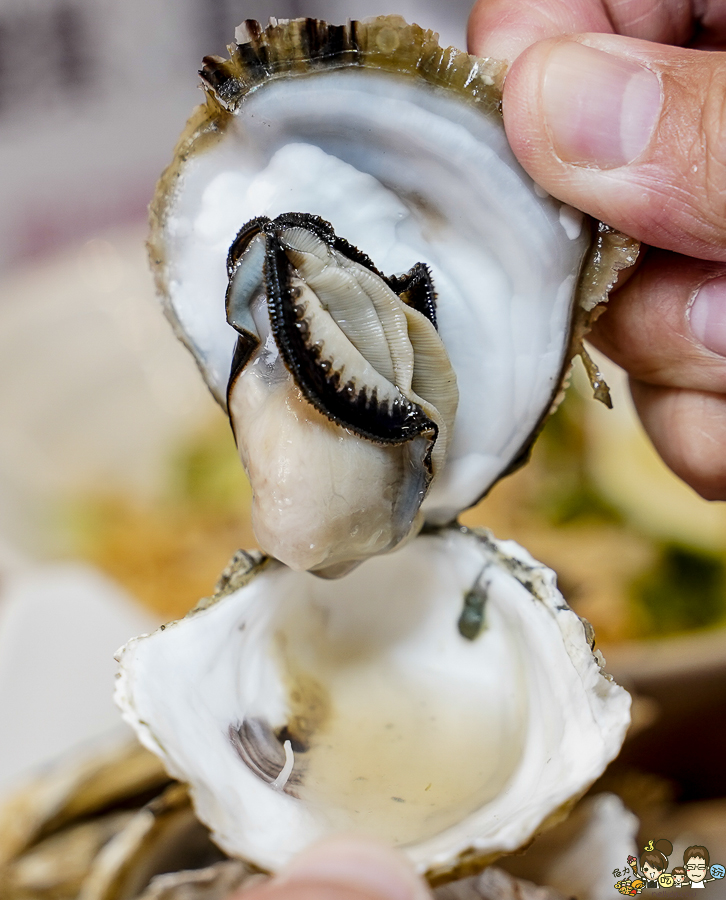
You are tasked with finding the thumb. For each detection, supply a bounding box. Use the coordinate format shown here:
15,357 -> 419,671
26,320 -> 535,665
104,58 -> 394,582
234,836 -> 432,900
503,34 -> 726,260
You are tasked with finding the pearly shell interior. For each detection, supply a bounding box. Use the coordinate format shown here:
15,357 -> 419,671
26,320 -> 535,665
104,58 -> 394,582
154,62 -> 591,525
116,529 -> 630,881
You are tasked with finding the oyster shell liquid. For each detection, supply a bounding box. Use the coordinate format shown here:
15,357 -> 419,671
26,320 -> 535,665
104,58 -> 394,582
269,591 -> 525,844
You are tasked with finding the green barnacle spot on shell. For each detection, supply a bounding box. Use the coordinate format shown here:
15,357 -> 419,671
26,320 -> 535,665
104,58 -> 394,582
457,574 -> 488,640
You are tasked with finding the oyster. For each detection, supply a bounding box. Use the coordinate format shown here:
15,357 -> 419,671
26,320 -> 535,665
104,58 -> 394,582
148,16 -> 638,573
116,529 -> 630,882
123,14 -> 635,885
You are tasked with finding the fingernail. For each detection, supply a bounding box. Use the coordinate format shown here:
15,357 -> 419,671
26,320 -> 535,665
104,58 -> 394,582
542,42 -> 661,168
277,837 -> 430,900
690,276 -> 726,358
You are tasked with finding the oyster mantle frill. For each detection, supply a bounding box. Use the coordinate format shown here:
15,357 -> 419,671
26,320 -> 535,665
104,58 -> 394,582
148,16 -> 639,574
225,212 -> 458,574
116,528 -> 630,883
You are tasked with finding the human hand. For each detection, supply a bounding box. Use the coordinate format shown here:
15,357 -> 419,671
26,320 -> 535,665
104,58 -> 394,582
468,0 -> 726,500
233,836 -> 431,900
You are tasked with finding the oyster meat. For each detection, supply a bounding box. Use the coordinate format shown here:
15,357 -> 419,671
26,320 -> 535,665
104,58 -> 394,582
225,212 -> 457,574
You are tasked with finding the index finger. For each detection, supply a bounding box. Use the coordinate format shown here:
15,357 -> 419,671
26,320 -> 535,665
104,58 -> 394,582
467,0 -> 612,62
467,0 -> 705,62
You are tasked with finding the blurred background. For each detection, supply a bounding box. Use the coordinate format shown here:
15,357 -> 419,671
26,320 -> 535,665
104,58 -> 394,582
0,0 -> 724,896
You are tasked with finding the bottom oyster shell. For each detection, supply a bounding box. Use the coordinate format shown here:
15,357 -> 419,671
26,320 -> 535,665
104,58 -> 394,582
115,528 -> 630,883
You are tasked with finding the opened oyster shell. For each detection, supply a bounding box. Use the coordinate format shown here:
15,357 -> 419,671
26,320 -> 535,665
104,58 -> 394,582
116,528 -> 630,882
148,16 -> 638,574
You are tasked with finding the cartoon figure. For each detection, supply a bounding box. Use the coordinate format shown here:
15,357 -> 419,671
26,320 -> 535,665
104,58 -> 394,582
641,840 -> 674,888
614,858 -> 646,895
684,846 -> 711,889
672,867 -> 687,887
660,874 -> 675,889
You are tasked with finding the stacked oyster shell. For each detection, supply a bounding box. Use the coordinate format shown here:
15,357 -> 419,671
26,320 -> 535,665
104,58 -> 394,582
117,16 -> 636,886
0,741 -> 252,900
